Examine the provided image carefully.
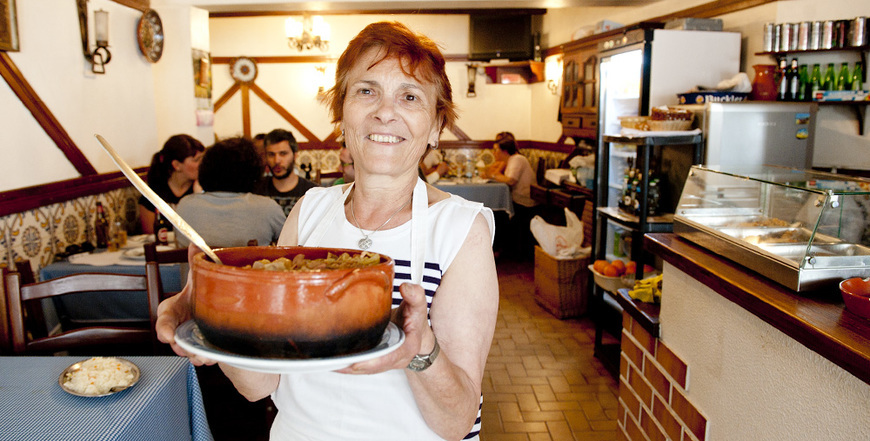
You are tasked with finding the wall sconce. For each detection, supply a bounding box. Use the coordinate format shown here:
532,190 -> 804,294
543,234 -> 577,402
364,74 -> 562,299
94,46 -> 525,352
76,0 -> 111,74
466,64 -> 478,98
545,56 -> 563,95
285,15 -> 330,52
315,65 -> 327,98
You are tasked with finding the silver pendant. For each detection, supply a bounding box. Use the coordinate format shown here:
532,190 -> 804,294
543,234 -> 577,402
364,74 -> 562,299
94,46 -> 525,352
358,237 -> 372,250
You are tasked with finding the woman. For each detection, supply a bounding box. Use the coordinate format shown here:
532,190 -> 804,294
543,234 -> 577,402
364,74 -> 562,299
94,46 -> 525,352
139,134 -> 205,234
481,131 -> 538,259
156,22 -> 499,440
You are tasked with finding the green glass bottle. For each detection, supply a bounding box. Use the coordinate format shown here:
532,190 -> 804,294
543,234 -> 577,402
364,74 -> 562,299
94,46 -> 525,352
797,64 -> 808,101
823,62 -> 836,91
852,61 -> 864,91
837,62 -> 851,91
808,63 -> 822,101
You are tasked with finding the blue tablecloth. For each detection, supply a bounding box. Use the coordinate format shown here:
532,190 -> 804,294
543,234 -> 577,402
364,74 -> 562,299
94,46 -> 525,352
39,259 -> 183,326
0,356 -> 213,441
435,179 -> 514,217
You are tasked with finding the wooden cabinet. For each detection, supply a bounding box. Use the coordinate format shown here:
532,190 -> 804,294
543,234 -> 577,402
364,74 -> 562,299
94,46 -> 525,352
560,42 -> 600,142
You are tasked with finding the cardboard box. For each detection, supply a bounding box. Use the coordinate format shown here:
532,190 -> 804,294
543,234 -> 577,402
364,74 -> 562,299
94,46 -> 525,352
534,246 -> 590,319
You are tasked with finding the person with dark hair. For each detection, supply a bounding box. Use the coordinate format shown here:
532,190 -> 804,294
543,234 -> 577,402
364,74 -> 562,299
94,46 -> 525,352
175,137 -> 285,249
253,128 -> 318,216
482,131 -> 538,259
331,145 -> 355,185
157,21 -> 498,441
139,134 -> 205,234
252,133 -> 269,176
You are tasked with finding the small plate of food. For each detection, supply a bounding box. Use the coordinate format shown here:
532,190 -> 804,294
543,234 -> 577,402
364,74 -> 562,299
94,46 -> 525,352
59,357 -> 140,397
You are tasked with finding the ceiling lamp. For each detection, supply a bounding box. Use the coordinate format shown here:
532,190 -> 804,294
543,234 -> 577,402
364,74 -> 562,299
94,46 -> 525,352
285,15 -> 330,52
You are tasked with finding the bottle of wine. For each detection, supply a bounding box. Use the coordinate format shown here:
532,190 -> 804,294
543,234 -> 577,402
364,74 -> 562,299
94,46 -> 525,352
852,61 -> 864,91
777,58 -> 789,101
823,62 -> 836,91
94,202 -> 109,248
154,209 -> 171,246
808,63 -> 822,101
837,62 -> 851,91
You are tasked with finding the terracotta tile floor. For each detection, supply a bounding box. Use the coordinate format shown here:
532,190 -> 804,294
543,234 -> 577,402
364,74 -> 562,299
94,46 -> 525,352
481,258 -> 620,441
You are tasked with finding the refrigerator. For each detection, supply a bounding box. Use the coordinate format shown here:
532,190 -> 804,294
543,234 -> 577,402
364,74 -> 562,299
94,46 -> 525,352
594,27 -> 741,259
595,28 -> 741,207
673,101 -> 817,169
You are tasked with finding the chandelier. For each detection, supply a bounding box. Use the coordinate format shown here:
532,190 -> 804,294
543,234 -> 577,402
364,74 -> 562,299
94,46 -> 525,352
285,15 -> 330,52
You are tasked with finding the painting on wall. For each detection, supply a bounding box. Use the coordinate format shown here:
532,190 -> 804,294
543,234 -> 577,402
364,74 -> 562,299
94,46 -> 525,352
193,49 -> 212,99
0,0 -> 19,52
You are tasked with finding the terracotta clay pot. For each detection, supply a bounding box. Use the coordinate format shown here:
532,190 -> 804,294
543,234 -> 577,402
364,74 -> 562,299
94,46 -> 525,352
192,246 -> 394,358
751,64 -> 778,101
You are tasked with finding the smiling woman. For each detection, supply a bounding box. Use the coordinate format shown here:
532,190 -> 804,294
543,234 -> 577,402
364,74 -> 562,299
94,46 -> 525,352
156,21 -> 499,441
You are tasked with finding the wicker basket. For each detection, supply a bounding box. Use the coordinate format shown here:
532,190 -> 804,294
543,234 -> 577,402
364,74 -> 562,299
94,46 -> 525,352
618,116 -> 650,130
648,120 -> 693,131
534,246 -> 590,319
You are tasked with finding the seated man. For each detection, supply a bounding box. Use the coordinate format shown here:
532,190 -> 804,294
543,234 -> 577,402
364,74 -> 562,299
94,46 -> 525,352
253,129 -> 318,216
332,146 -> 355,185
176,137 -> 286,249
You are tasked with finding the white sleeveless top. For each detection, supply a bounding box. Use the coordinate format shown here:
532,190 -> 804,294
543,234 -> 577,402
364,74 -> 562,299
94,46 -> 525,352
270,179 -> 494,441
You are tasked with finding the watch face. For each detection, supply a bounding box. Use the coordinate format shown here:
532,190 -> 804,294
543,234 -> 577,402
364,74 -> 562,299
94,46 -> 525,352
231,57 -> 258,83
137,9 -> 164,63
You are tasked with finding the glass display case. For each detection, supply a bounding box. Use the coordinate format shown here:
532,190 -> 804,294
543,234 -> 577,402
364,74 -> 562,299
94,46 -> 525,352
674,165 -> 870,292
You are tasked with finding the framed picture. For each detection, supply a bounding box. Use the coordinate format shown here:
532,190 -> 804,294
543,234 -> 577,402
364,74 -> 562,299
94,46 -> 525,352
192,49 -> 212,99
0,0 -> 20,52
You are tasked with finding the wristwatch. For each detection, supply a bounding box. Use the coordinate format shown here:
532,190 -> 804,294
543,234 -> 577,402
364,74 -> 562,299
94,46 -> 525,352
407,335 -> 440,372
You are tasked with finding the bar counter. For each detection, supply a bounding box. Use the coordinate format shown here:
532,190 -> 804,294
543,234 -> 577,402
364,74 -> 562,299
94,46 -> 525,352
637,233 -> 870,440
645,233 -> 870,385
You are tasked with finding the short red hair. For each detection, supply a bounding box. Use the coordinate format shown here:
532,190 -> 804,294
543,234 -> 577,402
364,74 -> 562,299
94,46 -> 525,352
323,21 -> 457,134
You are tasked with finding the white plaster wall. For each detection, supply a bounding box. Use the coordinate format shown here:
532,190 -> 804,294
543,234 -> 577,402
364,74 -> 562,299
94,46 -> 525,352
208,14 -> 542,143
0,0 -> 204,192
658,263 -> 870,440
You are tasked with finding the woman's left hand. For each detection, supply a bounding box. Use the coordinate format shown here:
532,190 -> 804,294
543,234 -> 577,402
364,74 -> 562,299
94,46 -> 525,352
337,282 -> 430,374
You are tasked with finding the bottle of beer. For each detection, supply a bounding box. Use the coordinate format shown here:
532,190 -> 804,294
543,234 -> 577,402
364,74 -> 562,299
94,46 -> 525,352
776,58 -> 789,101
94,202 -> 109,248
796,63 -> 808,101
807,63 -> 822,101
154,209 -> 171,246
837,62 -> 851,91
823,62 -> 837,90
852,61 -> 864,91
787,58 -> 800,101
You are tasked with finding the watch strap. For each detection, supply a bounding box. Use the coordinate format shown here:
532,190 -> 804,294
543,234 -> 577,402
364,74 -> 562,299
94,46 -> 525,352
407,334 -> 440,372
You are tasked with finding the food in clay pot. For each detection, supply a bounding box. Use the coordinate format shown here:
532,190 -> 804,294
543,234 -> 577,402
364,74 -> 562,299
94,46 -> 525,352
191,246 -> 395,358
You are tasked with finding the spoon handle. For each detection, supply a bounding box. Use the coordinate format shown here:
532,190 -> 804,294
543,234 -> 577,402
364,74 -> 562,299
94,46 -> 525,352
94,134 -> 223,265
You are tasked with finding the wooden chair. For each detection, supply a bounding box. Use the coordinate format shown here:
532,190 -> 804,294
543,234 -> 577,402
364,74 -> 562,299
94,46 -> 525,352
1,260 -> 36,354
4,270 -> 158,355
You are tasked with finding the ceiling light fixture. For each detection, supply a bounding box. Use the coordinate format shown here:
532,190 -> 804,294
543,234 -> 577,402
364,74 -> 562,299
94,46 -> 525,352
285,15 -> 330,52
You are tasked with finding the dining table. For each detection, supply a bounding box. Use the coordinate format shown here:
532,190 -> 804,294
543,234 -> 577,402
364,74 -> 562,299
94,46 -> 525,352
38,234 -> 184,327
434,176 -> 514,217
0,356 -> 213,441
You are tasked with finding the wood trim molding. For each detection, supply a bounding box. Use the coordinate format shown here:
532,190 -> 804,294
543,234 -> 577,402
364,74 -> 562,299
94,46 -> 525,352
209,9 -> 546,18
0,169 -> 144,217
110,0 -> 149,12
249,82 -> 322,143
213,81 -> 240,112
0,53 -> 97,177
213,54 -> 470,64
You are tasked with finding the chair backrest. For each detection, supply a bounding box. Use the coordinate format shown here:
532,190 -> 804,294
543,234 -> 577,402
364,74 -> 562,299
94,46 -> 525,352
144,242 -> 189,302
4,270 -> 158,355
1,260 -> 35,354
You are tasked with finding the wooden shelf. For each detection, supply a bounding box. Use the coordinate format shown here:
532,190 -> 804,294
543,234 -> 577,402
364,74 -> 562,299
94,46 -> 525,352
482,61 -> 544,84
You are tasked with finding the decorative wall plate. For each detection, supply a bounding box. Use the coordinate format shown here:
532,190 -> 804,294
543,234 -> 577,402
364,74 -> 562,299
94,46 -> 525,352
137,9 -> 164,63
230,57 -> 258,83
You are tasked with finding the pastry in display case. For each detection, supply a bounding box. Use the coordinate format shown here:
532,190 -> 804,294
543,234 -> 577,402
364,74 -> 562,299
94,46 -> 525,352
673,165 -> 870,292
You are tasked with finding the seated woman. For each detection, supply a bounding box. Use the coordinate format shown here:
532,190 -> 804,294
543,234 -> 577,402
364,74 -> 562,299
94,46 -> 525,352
481,131 -> 539,259
175,137 -> 286,249
139,135 -> 205,234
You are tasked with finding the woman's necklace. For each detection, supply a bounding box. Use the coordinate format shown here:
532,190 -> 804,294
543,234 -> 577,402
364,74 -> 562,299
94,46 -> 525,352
350,196 -> 412,250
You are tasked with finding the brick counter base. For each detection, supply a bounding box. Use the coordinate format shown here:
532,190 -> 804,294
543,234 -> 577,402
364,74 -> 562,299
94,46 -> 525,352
617,311 -> 708,441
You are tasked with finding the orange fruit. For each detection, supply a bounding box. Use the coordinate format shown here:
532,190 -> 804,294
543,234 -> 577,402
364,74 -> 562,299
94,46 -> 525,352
625,261 -> 637,274
602,265 -> 620,277
611,260 -> 626,276
593,260 -> 609,274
